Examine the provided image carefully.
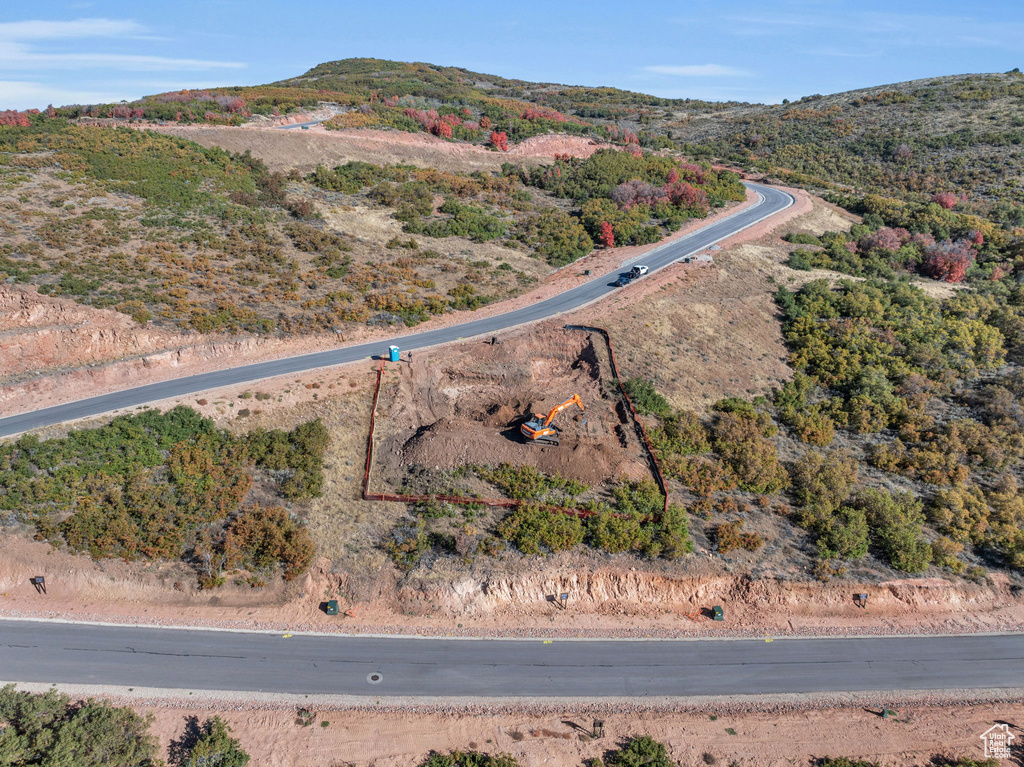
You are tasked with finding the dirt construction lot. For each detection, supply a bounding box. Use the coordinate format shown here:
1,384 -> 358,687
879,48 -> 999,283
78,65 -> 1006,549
374,328 -> 650,490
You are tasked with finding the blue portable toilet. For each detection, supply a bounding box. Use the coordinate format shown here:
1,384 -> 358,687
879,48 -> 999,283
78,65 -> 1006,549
388,345 -> 401,362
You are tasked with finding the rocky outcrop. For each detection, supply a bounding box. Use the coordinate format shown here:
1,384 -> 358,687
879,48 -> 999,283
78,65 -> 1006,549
0,284 -> 184,381
376,568 -> 1019,619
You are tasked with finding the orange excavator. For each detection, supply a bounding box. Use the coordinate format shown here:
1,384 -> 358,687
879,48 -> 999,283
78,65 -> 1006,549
520,394 -> 584,446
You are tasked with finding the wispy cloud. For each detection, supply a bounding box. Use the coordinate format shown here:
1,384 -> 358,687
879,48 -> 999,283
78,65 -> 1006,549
0,43 -> 245,70
726,10 -> 1024,50
0,18 -> 144,40
643,64 -> 750,77
0,79 -> 125,106
0,17 -> 243,82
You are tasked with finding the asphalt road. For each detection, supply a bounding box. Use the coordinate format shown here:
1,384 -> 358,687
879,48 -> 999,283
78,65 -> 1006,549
0,183 -> 793,438
1,620 -> 1022,697
279,117 -> 331,129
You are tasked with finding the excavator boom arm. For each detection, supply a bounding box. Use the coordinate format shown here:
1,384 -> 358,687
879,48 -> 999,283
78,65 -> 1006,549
540,393 -> 584,427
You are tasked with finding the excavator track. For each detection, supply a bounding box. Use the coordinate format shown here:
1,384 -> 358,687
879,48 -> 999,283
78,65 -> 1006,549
529,437 -> 559,446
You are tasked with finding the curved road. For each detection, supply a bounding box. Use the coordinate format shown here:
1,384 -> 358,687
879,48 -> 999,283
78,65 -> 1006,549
1,620 -> 1022,697
0,183 -> 793,437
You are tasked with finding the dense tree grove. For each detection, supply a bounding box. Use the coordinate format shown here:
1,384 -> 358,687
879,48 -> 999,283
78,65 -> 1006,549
623,264 -> 1024,573
0,686 -> 251,766
306,151 -> 742,277
784,191 -> 1016,286
514,149 -> 745,246
0,686 -> 160,766
0,407 -> 324,585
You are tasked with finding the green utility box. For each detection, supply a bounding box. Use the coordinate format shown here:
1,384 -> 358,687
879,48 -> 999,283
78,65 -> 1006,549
712,605 -> 724,621
325,600 -> 339,615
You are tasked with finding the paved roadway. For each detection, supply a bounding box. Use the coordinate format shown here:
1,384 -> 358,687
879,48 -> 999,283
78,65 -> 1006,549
0,183 -> 793,438
1,621 -> 1022,696
279,117 -> 332,129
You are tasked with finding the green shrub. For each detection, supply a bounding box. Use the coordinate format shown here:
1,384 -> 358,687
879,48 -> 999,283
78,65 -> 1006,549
783,232 -> 822,246
514,209 -> 593,265
588,511 -> 653,554
181,716 -> 250,767
789,450 -> 858,511
711,412 -> 788,494
651,409 -> 710,456
815,505 -> 870,560
419,751 -> 520,767
606,736 -> 677,767
473,464 -> 587,502
0,684 -> 161,767
622,378 -> 672,417
853,488 -> 933,572
496,505 -> 585,555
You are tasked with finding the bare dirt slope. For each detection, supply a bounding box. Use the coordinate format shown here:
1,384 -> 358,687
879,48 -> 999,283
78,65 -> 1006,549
151,125 -> 608,173
0,284 -> 184,383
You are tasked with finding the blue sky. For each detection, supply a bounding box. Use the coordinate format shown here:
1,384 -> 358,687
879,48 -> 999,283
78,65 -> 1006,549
2,0 -> 1023,110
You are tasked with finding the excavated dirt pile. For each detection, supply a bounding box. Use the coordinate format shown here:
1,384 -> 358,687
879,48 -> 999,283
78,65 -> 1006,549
375,326 -> 650,488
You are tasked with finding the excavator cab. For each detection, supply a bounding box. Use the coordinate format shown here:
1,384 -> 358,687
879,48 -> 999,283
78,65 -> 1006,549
520,394 -> 584,446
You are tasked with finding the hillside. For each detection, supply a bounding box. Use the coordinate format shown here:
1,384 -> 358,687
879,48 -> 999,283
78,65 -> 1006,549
668,71 -> 1024,223
22,58 -> 1024,220
0,96 -> 743,337
4,59 -> 1024,615
272,63 -> 1024,227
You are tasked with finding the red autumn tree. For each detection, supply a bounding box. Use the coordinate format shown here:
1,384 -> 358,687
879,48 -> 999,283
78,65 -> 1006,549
479,115 -> 491,129
490,131 -> 509,151
970,230 -> 984,246
665,181 -> 709,213
862,227 -> 909,252
678,163 -> 705,185
598,221 -> 615,248
216,96 -> 247,114
932,192 -> 958,210
434,121 -> 453,139
0,110 -> 31,127
922,239 -> 976,283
